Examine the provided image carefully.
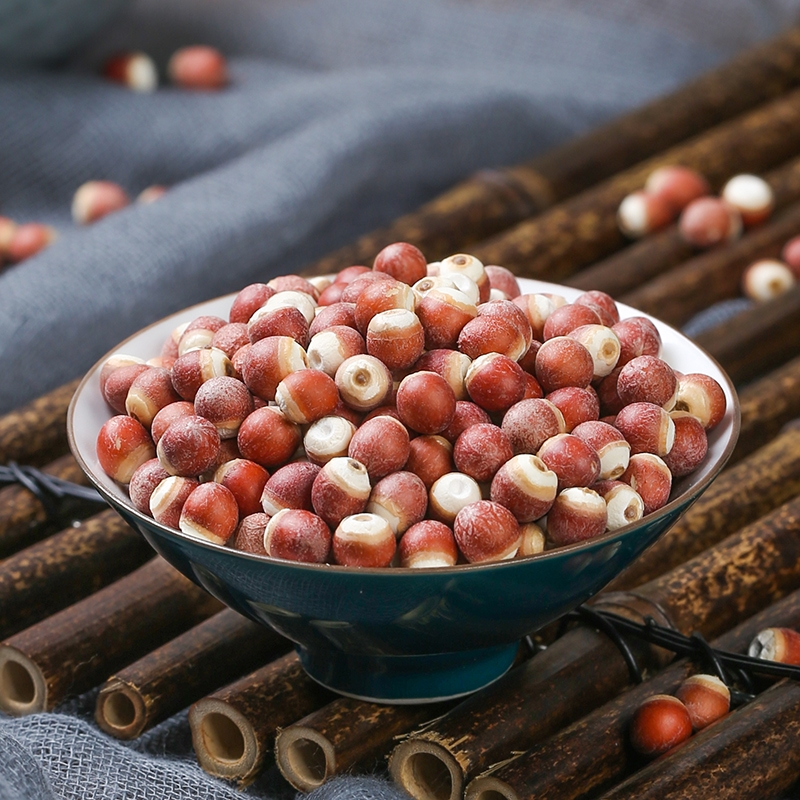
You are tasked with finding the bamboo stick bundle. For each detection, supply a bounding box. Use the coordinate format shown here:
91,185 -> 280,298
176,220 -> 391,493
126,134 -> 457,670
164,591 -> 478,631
0,509 -> 153,640
303,27 -> 800,276
619,202 -> 800,328
0,453 -> 96,559
593,679 -> 800,800
467,89 -> 800,282
464,587 -> 800,800
734,354 -> 800,462
0,557 -> 222,715
567,152 -> 800,296
275,697 -> 454,793
95,608 -> 290,740
607,424 -> 800,592
694,283 -> 800,386
0,378 -> 78,468
387,494 -> 800,800
188,652 -> 333,786
273,421 -> 800,794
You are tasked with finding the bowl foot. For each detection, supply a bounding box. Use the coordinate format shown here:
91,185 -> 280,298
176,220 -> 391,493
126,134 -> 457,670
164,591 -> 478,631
296,642 -> 520,704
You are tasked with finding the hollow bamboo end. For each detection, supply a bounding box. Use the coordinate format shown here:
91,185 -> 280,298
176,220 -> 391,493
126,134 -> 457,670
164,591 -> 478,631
389,737 -> 464,800
95,680 -> 148,740
275,725 -> 336,792
0,646 -> 47,715
188,698 -> 260,783
464,776 -> 519,800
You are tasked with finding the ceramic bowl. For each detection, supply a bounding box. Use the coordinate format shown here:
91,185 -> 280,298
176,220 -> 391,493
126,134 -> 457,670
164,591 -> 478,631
68,277 -> 739,703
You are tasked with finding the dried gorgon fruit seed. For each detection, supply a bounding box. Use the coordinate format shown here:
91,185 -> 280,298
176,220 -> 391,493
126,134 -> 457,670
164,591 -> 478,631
629,694 -> 693,758
674,674 -> 730,731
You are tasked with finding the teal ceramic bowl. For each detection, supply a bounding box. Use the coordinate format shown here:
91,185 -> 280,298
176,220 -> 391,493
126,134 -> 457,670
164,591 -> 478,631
68,277 -> 739,703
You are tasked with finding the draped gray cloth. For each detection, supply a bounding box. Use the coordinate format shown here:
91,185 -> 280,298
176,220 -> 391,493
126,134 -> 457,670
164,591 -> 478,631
2,0 -> 799,416
2,1 -> 800,797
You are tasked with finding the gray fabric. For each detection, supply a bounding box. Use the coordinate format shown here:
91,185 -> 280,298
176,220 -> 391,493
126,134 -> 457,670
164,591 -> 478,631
2,0 -> 799,415
2,2 -> 800,798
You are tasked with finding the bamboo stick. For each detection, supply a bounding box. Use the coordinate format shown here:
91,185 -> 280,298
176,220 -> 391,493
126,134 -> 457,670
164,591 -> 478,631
275,697 -> 452,793
388,494 -> 800,800
0,379 -> 78,467
303,27 -> 800,275
606,425 -> 800,591
0,509 -> 153,640
734,355 -> 800,462
95,608 -> 290,740
567,152 -> 800,296
469,90 -> 800,282
594,679 -> 800,800
188,651 -> 333,786
0,453 -> 96,559
0,557 -> 222,715
619,202 -> 800,328
465,587 -> 800,800
694,283 -> 800,386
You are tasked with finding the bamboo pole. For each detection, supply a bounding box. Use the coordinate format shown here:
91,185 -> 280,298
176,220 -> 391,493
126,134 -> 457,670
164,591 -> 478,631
0,379 -> 78,467
465,587 -> 800,800
619,202 -> 800,328
303,27 -> 800,275
694,283 -> 800,386
734,354 -> 800,462
469,90 -> 800,282
96,608 -> 290,740
188,652 -> 333,786
0,509 -> 153,640
275,698 -> 452,793
0,557 -> 222,715
567,152 -> 800,296
388,494 -> 800,800
0,453 -> 96,559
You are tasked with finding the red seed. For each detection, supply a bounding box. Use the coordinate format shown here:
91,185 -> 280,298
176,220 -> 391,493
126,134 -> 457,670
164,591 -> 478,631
168,45 -> 228,90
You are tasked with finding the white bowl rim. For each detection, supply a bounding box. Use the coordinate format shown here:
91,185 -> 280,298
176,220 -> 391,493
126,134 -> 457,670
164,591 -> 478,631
67,276 -> 740,577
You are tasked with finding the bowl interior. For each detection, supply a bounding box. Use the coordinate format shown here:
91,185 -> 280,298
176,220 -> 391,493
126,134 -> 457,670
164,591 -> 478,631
68,277 -> 739,701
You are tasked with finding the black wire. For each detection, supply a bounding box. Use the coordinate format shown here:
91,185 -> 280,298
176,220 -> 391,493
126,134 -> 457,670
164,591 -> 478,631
577,606 -> 644,684
0,462 -> 105,520
572,606 -> 800,688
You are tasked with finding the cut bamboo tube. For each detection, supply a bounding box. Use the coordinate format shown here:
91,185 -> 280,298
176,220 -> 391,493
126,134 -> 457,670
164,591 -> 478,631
189,651 -> 333,786
276,697 -> 452,793
96,608 -> 290,740
0,453 -> 96,559
594,679 -> 800,800
465,586 -> 800,800
0,509 -> 152,640
0,378 -> 78,467
304,27 -> 800,275
567,152 -> 800,295
734,354 -> 800,462
388,494 -> 800,800
694,283 -> 800,386
606,425 -> 800,591
0,556 -> 222,715
469,90 -> 800,282
620,202 -> 800,328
